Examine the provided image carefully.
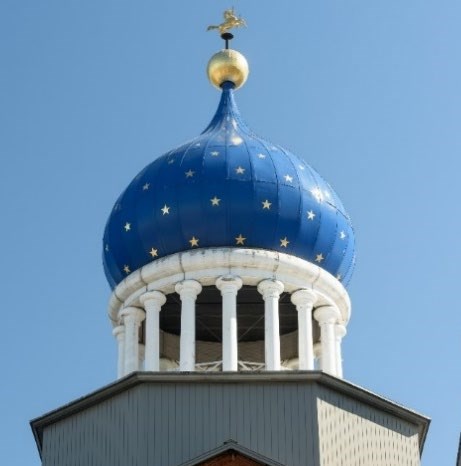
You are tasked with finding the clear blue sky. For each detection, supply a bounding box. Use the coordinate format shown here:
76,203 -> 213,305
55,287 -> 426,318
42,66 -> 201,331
1,1 -> 460,465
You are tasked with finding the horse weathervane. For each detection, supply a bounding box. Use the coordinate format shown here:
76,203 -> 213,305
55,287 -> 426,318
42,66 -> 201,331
207,8 -> 247,36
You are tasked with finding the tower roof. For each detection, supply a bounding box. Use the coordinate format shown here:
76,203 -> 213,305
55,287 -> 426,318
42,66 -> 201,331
103,78 -> 355,288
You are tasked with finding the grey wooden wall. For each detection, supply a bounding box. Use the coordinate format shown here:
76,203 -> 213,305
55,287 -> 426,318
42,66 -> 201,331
35,375 -> 427,466
41,381 -> 319,466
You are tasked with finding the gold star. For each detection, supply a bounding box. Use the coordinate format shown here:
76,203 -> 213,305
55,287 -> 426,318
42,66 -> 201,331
210,151 -> 220,156
105,244 -> 109,252
210,196 -> 221,206
142,183 -> 150,191
235,166 -> 245,174
189,236 -> 199,247
149,248 -> 158,258
235,234 -> 246,245
339,231 -> 346,239
161,205 -> 170,215
185,169 -> 195,178
123,265 -> 131,274
124,222 -> 131,231
336,274 -> 342,280
284,175 -> 293,183
299,165 -> 305,170
315,253 -> 324,263
262,200 -> 272,210
168,159 -> 175,164
258,153 -> 266,159
307,210 -> 316,220
280,237 -> 290,247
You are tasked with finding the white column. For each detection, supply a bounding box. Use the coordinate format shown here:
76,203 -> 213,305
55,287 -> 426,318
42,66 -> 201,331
112,325 -> 125,378
313,342 -> 322,370
140,291 -> 166,372
314,306 -> 340,376
122,307 -> 145,375
257,279 -> 284,371
138,344 -> 145,371
216,275 -> 243,371
291,289 -> 317,370
175,280 -> 202,371
334,323 -> 347,378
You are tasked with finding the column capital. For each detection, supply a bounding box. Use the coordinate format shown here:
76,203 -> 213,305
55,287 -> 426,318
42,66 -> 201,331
112,325 -> 125,339
216,275 -> 243,294
121,306 -> 145,323
291,289 -> 317,308
175,279 -> 202,298
140,290 -> 166,308
335,323 -> 347,340
314,305 -> 340,325
257,279 -> 284,299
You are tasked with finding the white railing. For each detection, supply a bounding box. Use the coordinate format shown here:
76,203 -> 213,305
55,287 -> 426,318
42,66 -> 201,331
193,360 -> 266,372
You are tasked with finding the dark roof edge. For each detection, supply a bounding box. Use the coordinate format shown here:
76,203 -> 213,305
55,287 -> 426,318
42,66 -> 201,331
30,371 -> 430,456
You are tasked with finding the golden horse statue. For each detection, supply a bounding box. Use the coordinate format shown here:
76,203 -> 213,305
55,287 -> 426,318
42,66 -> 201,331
207,8 -> 247,35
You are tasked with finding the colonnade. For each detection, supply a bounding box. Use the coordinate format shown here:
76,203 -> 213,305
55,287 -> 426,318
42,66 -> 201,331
113,276 -> 347,379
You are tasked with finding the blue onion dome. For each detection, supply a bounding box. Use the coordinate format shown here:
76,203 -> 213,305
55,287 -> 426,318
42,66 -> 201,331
103,82 -> 356,289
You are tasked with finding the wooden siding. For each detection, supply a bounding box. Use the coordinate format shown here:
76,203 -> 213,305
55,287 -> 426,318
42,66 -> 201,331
41,381 -> 319,466
316,386 -> 421,466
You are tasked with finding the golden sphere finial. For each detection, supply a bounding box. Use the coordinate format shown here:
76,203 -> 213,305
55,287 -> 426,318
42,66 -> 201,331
207,48 -> 249,90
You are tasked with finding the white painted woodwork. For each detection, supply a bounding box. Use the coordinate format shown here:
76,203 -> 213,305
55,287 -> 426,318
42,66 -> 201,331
334,323 -> 347,378
257,279 -> 284,371
291,289 -> 317,370
216,275 -> 243,371
121,307 -> 145,375
175,280 -> 202,371
314,306 -> 340,376
112,325 -> 125,379
140,291 -> 166,372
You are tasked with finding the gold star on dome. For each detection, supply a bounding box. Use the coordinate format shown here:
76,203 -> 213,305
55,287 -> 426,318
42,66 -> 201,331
149,248 -> 158,258
280,237 -> 290,247
161,205 -> 170,215
262,200 -> 272,210
123,265 -> 131,274
124,222 -> 131,232
105,244 -> 109,252
142,183 -> 150,191
258,153 -> 266,159
235,166 -> 245,174
235,234 -> 246,245
315,253 -> 324,263
185,169 -> 195,178
189,236 -> 199,247
210,196 -> 221,206
195,142 -> 201,147
299,165 -> 305,170
336,274 -> 342,280
339,231 -> 346,239
307,210 -> 316,220
168,159 -> 175,164
210,151 -> 220,156
284,175 -> 293,183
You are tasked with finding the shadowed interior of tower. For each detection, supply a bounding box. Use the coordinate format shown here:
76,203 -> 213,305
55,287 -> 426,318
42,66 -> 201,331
159,285 -> 304,342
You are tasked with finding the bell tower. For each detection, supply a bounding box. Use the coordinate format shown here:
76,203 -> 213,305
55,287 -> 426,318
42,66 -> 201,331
31,11 -> 429,466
